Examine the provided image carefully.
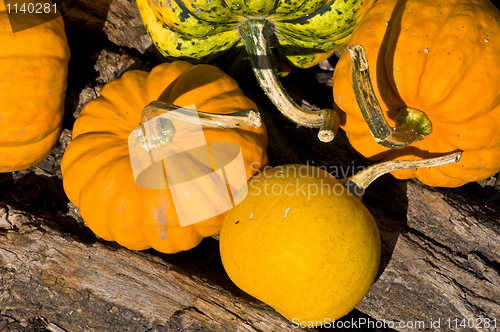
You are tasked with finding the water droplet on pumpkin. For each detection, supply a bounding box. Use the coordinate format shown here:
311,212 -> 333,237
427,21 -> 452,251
424,48 -> 429,53
250,213 -> 253,220
485,39 -> 489,43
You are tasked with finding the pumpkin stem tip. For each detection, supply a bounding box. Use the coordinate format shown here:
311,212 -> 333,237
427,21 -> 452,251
245,110 -> 262,128
318,109 -> 340,142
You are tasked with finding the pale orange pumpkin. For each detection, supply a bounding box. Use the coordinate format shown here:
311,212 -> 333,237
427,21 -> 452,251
0,0 -> 70,172
61,61 -> 269,253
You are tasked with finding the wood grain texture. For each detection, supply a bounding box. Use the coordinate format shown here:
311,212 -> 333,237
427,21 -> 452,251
0,0 -> 499,331
0,203 -> 312,332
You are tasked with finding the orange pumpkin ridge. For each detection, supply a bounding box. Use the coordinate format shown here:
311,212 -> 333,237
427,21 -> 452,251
333,0 -> 500,187
0,0 -> 70,172
61,61 -> 269,254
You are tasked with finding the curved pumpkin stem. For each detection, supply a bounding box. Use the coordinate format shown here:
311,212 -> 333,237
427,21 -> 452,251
348,45 -> 432,149
135,101 -> 262,151
141,101 -> 261,130
239,19 -> 339,143
341,151 -> 462,197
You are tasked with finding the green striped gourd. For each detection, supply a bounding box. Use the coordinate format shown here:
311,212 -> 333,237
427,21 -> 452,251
136,0 -> 375,142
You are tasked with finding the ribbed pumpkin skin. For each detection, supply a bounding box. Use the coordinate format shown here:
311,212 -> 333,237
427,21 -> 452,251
61,61 -> 269,254
333,0 -> 500,187
0,0 -> 70,172
136,0 -> 375,69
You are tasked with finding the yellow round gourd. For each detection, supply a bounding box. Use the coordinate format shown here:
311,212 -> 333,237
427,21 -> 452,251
219,165 -> 380,325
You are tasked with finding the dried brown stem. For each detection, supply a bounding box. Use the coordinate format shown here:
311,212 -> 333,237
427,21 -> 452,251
141,101 -> 262,131
348,45 -> 432,149
239,20 -> 339,143
341,151 -> 462,197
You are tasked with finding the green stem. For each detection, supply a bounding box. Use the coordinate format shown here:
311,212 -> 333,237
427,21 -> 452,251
239,19 -> 339,143
348,44 -> 432,149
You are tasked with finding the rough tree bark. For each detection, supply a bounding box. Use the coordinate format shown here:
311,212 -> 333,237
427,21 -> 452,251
0,202 -> 312,332
1,0 -> 499,331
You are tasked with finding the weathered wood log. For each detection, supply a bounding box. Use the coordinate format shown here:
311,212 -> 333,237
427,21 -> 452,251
1,0 -> 499,331
0,203 -> 315,332
359,179 -> 500,331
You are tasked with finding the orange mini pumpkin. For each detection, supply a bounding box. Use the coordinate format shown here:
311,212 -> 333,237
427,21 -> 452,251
61,61 -> 268,253
333,0 -> 500,187
0,0 -> 70,172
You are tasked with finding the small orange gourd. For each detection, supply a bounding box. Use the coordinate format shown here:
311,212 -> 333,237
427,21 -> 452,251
61,61 -> 269,253
333,0 -> 500,187
0,0 -> 70,172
